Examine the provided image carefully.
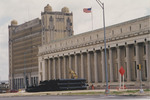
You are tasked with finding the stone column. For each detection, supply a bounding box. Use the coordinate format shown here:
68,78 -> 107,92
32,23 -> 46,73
87,52 -> 91,83
146,42 -> 150,81
63,56 -> 66,79
101,50 -> 105,82
53,58 -> 56,79
47,59 -> 50,80
126,45 -> 131,81
117,47 -> 121,82
38,59 -> 43,82
135,43 -> 140,81
69,55 -> 71,78
109,48 -> 113,82
58,57 -> 61,79
42,59 -> 46,81
49,59 -> 51,80
69,55 -> 72,69
94,51 -> 98,83
75,54 -> 78,76
81,53 -> 84,78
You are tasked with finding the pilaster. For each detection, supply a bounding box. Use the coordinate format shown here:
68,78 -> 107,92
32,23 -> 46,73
87,52 -> 91,83
101,49 -> 105,83
94,51 -> 98,83
80,53 -> 84,78
109,48 -> 113,82
135,43 -> 140,81
126,45 -> 131,82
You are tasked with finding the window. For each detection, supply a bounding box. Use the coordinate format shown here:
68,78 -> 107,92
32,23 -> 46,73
130,26 -> 132,31
144,45 -> 146,54
112,30 -> 114,35
83,37 -> 85,41
97,34 -> 99,38
120,28 -> 122,33
135,61 -> 137,78
134,46 -> 136,56
139,24 -> 141,29
145,60 -> 147,77
125,48 -> 126,57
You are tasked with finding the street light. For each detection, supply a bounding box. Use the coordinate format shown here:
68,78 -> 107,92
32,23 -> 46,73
96,0 -> 109,94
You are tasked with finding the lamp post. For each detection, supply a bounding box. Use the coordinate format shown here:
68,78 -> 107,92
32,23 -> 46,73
96,0 -> 109,94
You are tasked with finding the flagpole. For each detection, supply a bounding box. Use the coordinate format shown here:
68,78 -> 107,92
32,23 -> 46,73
91,7 -> 93,31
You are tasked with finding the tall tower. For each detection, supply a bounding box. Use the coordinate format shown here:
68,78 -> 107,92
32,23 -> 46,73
41,4 -> 74,45
8,20 -> 18,89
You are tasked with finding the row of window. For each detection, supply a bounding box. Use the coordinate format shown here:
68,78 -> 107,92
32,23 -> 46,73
13,77 -> 38,90
111,24 -> 142,35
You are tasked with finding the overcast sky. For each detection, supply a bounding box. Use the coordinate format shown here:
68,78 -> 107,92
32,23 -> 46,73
0,0 -> 150,81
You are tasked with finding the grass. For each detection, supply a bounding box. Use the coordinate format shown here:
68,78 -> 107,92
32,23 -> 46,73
144,89 -> 150,92
64,92 -> 104,95
62,89 -> 150,95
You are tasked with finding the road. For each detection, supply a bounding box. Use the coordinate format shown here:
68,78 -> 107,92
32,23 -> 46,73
0,95 -> 149,100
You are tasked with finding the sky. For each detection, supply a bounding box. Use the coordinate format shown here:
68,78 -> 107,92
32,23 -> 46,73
0,0 -> 150,81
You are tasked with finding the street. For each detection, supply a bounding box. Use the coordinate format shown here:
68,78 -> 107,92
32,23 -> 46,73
0,95 -> 149,100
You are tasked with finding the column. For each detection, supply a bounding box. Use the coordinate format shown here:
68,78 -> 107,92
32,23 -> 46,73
146,42 -> 150,81
109,48 -> 113,82
75,54 -> 78,76
101,50 -> 105,82
42,59 -> 46,81
135,43 -> 140,81
38,60 -> 42,82
63,56 -> 66,79
117,47 -> 121,82
94,51 -> 98,83
45,59 -> 48,80
53,58 -> 56,79
69,55 -> 72,69
87,52 -> 91,83
47,59 -> 50,80
81,53 -> 84,78
58,57 -> 61,79
49,59 -> 51,80
126,45 -> 131,81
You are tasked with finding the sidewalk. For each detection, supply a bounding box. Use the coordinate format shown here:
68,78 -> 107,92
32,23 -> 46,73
0,89 -> 149,97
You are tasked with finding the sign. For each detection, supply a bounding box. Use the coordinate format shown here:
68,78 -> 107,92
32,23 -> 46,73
119,66 -> 125,76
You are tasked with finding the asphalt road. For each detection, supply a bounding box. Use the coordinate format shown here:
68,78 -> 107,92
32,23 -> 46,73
0,95 -> 149,100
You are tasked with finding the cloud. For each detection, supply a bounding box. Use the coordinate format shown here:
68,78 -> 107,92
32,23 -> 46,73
0,0 -> 149,81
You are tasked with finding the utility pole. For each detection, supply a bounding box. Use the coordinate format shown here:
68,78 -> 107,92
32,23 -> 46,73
96,0 -> 109,94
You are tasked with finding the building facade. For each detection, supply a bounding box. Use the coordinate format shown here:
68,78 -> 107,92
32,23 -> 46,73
9,4 -> 73,90
38,15 -> 150,87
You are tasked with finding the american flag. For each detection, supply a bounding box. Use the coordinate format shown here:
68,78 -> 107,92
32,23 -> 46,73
83,8 -> 92,13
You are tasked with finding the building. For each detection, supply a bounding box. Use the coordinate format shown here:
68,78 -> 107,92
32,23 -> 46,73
38,12 -> 150,87
9,4 -> 73,90
8,18 -> 41,90
0,81 -> 9,93
9,4 -> 150,90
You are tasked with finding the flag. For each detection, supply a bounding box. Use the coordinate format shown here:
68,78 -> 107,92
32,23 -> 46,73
83,8 -> 92,13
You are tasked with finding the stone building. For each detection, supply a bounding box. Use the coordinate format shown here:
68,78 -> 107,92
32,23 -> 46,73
38,14 -> 150,87
9,18 -> 41,90
9,4 -> 73,90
